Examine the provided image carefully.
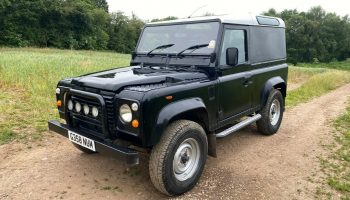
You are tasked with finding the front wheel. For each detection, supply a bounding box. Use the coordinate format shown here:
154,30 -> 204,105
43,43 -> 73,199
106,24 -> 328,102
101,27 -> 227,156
149,120 -> 208,196
257,89 -> 284,135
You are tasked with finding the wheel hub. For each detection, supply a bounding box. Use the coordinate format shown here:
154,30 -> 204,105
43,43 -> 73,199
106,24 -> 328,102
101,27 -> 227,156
173,138 -> 201,181
180,150 -> 190,164
269,99 -> 281,126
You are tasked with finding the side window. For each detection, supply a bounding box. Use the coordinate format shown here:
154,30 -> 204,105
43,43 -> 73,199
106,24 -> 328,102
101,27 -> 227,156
220,29 -> 247,66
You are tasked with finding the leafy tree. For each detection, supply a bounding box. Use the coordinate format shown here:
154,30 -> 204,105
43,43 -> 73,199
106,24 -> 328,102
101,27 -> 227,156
108,12 -> 144,53
0,0 -> 110,49
264,6 -> 350,63
88,0 -> 109,12
0,1 -> 348,63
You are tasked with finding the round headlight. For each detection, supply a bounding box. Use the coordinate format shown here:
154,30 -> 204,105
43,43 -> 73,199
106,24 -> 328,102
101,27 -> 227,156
131,103 -> 139,111
92,106 -> 99,118
119,104 -> 132,123
75,102 -> 81,112
55,88 -> 61,94
83,104 -> 89,115
67,100 -> 73,110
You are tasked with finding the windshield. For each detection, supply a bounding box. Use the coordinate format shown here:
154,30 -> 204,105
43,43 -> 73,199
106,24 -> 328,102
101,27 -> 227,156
136,22 -> 220,55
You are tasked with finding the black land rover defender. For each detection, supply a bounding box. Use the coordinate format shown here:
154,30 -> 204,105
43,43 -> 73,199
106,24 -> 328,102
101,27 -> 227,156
49,14 -> 288,196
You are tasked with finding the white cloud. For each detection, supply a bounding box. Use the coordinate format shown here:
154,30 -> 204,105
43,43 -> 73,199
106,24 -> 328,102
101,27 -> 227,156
107,0 -> 350,20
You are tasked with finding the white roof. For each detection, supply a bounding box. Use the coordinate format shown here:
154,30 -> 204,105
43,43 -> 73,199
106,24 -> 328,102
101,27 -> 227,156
147,14 -> 285,28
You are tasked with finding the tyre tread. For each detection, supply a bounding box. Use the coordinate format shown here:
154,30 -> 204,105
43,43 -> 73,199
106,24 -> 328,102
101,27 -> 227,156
149,120 -> 206,196
257,89 -> 284,135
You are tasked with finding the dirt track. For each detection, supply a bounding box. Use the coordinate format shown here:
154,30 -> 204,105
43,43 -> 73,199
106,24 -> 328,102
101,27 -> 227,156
1,84 -> 350,200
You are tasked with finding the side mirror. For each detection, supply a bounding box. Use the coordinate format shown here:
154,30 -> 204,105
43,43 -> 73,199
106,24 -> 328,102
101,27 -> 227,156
226,47 -> 239,66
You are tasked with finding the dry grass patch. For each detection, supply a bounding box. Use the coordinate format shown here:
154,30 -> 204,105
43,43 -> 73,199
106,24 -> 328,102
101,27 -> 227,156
286,70 -> 350,106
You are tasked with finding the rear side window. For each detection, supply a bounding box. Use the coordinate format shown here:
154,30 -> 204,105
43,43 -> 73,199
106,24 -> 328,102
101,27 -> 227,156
250,26 -> 286,63
256,16 -> 280,26
220,29 -> 247,66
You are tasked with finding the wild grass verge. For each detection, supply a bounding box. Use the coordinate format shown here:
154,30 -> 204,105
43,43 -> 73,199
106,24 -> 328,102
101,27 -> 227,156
316,99 -> 350,199
286,70 -> 350,106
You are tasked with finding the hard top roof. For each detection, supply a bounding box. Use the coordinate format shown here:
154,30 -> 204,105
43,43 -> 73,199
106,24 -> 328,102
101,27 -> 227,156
147,14 -> 285,28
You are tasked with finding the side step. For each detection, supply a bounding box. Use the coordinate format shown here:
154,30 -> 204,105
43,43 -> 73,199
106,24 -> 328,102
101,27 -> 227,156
216,114 -> 262,138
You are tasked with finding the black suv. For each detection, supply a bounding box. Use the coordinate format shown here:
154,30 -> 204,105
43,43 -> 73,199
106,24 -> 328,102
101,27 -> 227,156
49,14 -> 288,196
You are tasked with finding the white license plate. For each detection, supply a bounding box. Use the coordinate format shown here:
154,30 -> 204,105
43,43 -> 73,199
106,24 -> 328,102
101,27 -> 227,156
68,131 -> 96,151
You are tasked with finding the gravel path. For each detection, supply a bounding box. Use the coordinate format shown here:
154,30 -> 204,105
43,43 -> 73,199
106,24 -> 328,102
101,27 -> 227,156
0,84 -> 349,200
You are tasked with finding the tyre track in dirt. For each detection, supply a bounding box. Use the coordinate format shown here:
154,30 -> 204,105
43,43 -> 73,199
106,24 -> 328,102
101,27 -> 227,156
0,83 -> 349,200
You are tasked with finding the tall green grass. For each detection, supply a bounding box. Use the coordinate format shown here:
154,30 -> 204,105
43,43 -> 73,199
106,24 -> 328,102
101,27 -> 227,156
0,48 -> 130,134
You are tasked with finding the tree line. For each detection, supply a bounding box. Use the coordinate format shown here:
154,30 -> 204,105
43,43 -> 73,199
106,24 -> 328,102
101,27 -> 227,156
0,0 -> 144,53
0,1 -> 349,63
264,7 -> 350,64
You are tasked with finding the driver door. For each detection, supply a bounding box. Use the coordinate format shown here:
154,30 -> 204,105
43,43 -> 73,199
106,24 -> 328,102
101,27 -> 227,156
217,27 -> 253,125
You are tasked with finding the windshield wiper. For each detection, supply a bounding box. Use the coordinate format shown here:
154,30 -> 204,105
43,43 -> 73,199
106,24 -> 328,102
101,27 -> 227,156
176,43 -> 209,57
146,44 -> 174,56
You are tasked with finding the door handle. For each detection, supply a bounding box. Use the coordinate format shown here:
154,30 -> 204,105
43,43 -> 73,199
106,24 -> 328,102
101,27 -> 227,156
243,80 -> 253,87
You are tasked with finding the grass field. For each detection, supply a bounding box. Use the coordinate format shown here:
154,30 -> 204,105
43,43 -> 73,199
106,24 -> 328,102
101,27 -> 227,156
0,47 -> 350,144
0,48 -> 130,142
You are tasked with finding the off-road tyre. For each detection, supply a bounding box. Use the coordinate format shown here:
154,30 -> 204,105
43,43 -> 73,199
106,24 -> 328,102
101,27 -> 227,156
149,120 -> 208,196
257,89 -> 284,135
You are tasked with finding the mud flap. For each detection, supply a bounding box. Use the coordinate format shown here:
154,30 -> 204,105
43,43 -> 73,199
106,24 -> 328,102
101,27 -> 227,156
207,133 -> 217,157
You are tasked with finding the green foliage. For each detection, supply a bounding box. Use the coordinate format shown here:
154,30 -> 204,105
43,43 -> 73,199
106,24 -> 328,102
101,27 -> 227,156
0,128 -> 16,145
0,0 -> 143,53
1,1 -> 349,62
328,178 -> 350,192
0,0 -> 112,50
264,6 -> 350,64
108,12 -> 143,53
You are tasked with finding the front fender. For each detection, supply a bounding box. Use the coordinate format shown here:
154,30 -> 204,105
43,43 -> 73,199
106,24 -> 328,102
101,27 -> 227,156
150,98 -> 206,146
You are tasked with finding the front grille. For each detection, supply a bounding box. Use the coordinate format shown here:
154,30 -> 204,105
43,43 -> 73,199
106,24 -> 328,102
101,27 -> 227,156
68,95 -> 104,137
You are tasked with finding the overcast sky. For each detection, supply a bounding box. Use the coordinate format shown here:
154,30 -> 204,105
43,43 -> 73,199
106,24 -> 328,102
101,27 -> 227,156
106,0 -> 350,20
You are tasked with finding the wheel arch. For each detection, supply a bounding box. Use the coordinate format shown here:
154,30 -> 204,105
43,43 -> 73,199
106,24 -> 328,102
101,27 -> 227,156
150,98 -> 210,146
261,76 -> 286,107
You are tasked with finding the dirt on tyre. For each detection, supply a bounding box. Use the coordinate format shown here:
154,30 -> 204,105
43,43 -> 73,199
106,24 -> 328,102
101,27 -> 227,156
149,120 -> 208,196
257,89 -> 284,135
72,143 -> 96,154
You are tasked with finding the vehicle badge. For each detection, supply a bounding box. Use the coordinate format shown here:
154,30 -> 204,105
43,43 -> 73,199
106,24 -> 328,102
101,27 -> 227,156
208,40 -> 216,49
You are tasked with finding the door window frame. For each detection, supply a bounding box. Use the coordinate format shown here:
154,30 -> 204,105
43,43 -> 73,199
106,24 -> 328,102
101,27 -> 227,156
218,25 -> 249,68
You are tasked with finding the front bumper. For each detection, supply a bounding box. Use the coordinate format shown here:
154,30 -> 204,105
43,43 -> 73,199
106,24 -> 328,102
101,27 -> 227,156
48,120 -> 139,165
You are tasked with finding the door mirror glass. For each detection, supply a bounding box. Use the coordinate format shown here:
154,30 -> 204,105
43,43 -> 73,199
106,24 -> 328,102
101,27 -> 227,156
226,47 -> 238,66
